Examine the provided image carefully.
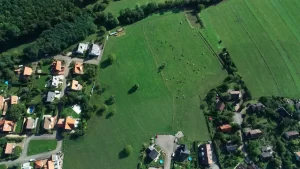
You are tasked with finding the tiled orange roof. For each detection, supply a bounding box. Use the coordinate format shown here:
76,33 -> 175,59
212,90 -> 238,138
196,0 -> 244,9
55,61 -> 62,71
220,124 -> 232,132
71,80 -> 82,91
74,62 -> 84,74
65,116 -> 75,130
5,143 -> 15,154
3,120 -> 15,132
35,159 -> 48,168
23,67 -> 33,76
206,144 -> 213,165
47,160 -> 54,169
11,96 -> 18,104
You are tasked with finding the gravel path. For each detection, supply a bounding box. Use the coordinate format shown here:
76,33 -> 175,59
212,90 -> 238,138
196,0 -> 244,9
155,135 -> 177,169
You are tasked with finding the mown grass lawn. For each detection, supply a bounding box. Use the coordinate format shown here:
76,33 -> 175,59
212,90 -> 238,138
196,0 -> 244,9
201,0 -> 300,98
27,140 -> 57,156
62,107 -> 80,119
63,12 -> 226,169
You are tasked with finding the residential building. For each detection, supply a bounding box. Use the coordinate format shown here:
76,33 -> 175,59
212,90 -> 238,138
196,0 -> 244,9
229,90 -> 242,101
89,44 -> 101,56
5,143 -> 15,154
51,76 -> 63,88
43,116 -> 56,130
26,118 -> 37,130
295,152 -> 300,161
285,131 -> 299,140
75,43 -> 88,54
11,96 -> 18,104
245,129 -> 263,139
22,162 -> 33,169
71,80 -> 82,91
249,103 -> 265,112
147,146 -> 159,161
0,120 -> 15,133
35,159 -> 48,169
215,100 -> 225,111
260,152 -> 272,161
48,160 -> 54,169
198,144 -> 212,165
52,60 -> 64,75
277,107 -> 291,117
174,144 -> 190,162
220,124 -> 232,133
226,142 -> 238,153
73,62 -> 84,75
64,116 -> 76,131
23,67 -> 33,76
46,92 -> 55,103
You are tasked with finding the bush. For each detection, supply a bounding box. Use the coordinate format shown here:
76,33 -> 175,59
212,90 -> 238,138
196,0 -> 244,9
124,145 -> 133,156
108,53 -> 116,64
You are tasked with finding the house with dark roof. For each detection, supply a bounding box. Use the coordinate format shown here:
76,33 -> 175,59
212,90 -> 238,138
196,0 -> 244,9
198,144 -> 212,165
146,146 -> 159,161
174,144 -> 190,162
215,100 -> 225,111
226,142 -> 238,153
285,131 -> 299,140
260,145 -> 273,161
277,107 -> 291,117
249,103 -> 265,112
244,128 -> 263,139
229,90 -> 242,101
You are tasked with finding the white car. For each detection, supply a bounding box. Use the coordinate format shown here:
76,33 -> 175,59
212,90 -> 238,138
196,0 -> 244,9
29,159 -> 35,162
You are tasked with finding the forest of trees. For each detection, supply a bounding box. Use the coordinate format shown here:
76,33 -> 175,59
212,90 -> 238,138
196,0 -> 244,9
23,16 -> 97,61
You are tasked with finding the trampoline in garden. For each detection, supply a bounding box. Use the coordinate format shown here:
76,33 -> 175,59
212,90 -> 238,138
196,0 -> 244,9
159,160 -> 163,164
27,106 -> 35,114
188,157 -> 192,161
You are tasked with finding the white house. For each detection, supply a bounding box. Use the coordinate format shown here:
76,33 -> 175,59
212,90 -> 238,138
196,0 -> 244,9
89,44 -> 101,56
76,43 -> 89,54
51,75 -> 64,88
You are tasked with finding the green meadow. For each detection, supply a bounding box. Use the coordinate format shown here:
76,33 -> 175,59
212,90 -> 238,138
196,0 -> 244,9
201,0 -> 300,98
63,12 -> 226,169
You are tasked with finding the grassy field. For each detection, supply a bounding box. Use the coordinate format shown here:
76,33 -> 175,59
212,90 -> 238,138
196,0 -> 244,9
63,12 -> 226,169
27,140 -> 57,156
201,0 -> 300,98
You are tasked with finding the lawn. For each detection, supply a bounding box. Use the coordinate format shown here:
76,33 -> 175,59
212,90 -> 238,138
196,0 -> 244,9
63,12 -> 226,169
27,140 -> 57,156
15,119 -> 24,134
201,0 -> 300,98
62,107 -> 80,119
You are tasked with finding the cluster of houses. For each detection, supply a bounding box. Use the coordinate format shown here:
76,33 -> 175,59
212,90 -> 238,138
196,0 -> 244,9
215,90 -> 242,112
45,60 -> 84,103
20,153 -> 63,169
14,66 -> 33,80
0,96 -> 19,133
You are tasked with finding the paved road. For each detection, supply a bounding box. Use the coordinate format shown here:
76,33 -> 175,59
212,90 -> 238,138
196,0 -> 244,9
155,135 -> 177,169
0,132 -> 62,166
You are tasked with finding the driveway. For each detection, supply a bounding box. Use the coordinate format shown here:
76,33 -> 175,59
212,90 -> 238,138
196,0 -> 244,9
155,135 -> 177,169
0,132 -> 62,166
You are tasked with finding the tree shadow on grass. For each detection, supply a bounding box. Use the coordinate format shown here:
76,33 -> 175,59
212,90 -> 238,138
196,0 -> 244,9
100,59 -> 111,69
127,87 -> 137,94
105,112 -> 114,119
118,149 -> 129,159
143,156 -> 152,165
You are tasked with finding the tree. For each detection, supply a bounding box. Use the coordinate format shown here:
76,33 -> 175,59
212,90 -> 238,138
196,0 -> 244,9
110,109 -> 116,116
7,104 -> 24,121
124,145 -> 133,156
106,95 -> 116,105
96,104 -> 108,116
12,146 -> 22,159
197,4 -> 205,12
0,164 -> 7,169
108,53 -> 116,64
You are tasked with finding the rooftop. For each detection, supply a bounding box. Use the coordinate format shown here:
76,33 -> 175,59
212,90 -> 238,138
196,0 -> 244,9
11,96 -> 18,104
2,120 -> 15,132
23,67 -> 33,76
5,143 -> 15,154
74,62 -> 84,74
71,80 -> 82,91
89,44 -> 101,56
46,92 -> 55,102
26,118 -> 36,129
44,116 -> 55,130
65,116 -> 76,130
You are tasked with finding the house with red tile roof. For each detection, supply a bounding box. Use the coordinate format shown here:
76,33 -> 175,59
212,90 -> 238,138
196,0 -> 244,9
73,62 -> 84,75
5,143 -> 15,155
220,124 -> 232,133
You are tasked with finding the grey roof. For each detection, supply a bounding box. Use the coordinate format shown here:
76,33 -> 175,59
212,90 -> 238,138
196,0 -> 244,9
261,146 -> 272,152
46,92 -> 55,102
261,152 -> 272,158
148,149 -> 159,160
89,44 -> 101,56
